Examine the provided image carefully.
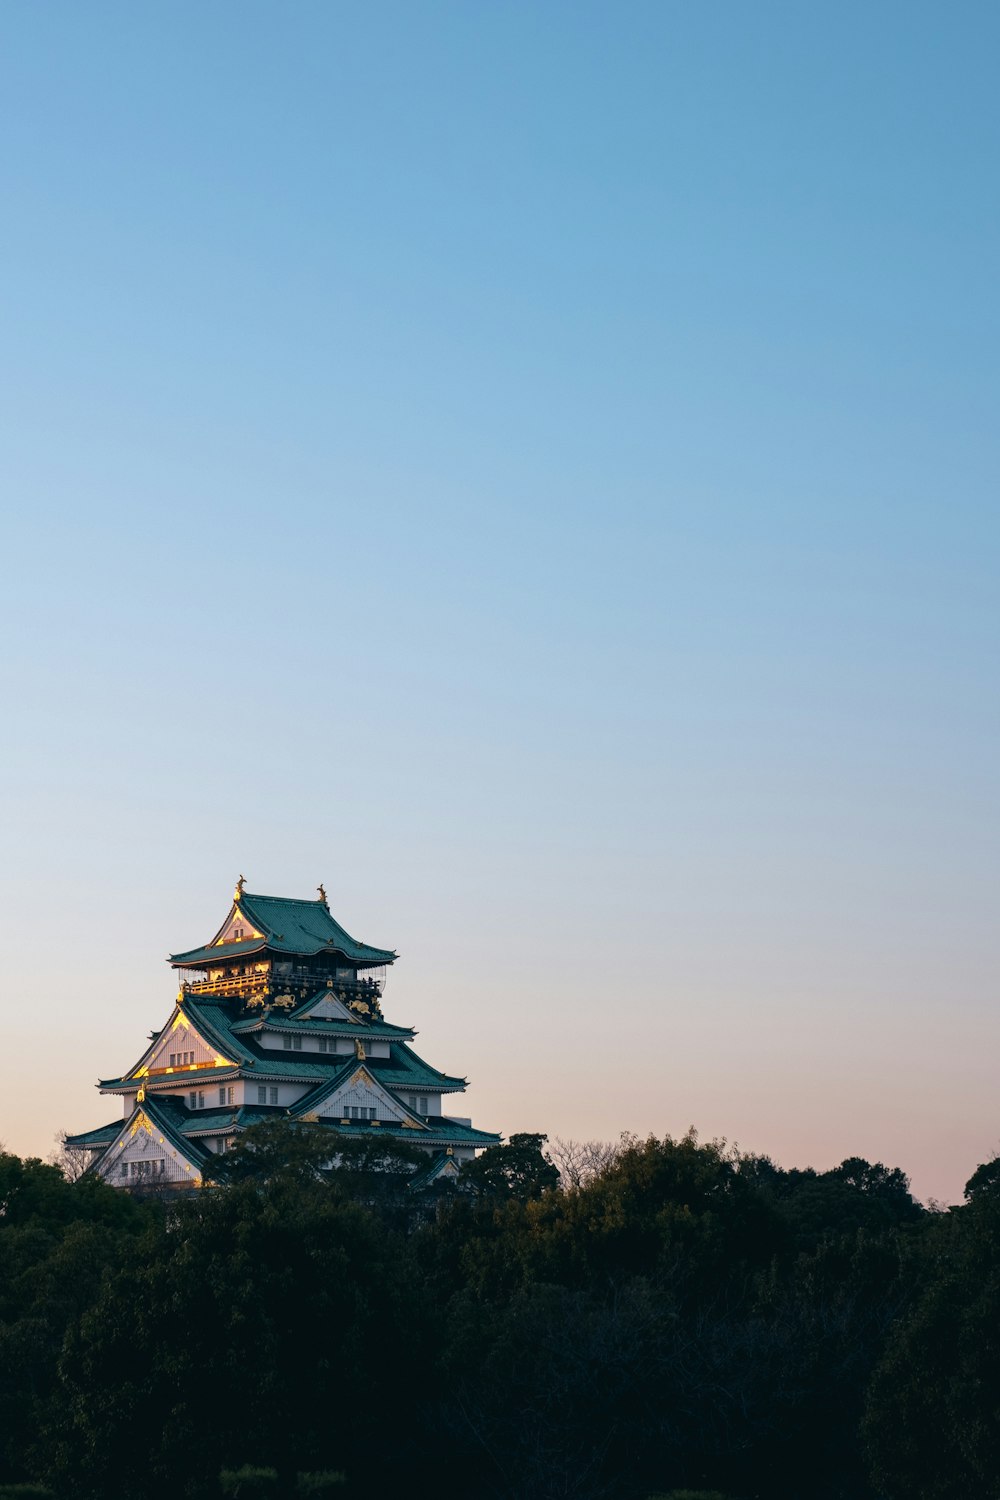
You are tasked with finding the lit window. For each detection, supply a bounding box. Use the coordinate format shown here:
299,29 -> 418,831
257,1086 -> 267,1104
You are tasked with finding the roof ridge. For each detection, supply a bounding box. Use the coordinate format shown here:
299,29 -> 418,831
243,892 -> 323,906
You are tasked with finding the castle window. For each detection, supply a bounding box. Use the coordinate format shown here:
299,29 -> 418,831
121,1163 -> 127,1179
257,1086 -> 267,1104
219,1087 -> 235,1106
269,1088 -> 278,1105
292,1036 -> 302,1051
318,1038 -> 327,1053
419,1097 -> 428,1114
283,1036 -> 291,1050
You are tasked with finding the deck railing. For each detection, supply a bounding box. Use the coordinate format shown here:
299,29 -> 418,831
179,968 -> 385,1001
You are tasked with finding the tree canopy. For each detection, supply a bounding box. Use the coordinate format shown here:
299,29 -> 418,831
0,1129 -> 989,1500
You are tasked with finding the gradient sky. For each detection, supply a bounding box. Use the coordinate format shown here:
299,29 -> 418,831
1,3 -> 997,1204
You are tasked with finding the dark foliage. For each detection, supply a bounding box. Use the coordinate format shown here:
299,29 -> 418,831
0,1128 -> 988,1500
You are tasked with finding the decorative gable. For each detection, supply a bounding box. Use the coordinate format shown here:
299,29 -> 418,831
96,1111 -> 202,1187
215,906 -> 264,946
132,1009 -> 237,1079
307,1067 -> 421,1127
297,992 -> 360,1023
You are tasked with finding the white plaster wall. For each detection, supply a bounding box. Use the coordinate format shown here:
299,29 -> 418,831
245,1081 -> 309,1108
204,1081 -> 244,1108
400,1090 -> 443,1115
259,1032 -> 386,1056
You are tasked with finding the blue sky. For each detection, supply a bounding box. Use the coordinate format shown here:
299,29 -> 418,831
1,3 -> 998,1201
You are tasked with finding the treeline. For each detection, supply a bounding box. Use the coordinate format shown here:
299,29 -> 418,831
1,1123 -> 999,1500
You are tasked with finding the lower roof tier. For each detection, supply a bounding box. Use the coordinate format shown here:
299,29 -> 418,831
67,1096 -> 501,1162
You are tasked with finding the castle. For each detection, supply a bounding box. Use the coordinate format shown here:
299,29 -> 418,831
67,879 -> 500,1188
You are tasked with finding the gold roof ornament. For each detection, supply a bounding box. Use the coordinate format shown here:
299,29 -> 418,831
354,1037 -> 366,1060
235,874 -> 246,900
317,883 -> 327,904
136,1082 -> 146,1103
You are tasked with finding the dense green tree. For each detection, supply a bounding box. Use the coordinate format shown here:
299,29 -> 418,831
863,1188 -> 1000,1499
962,1152 -> 1000,1202
0,1154 -> 151,1489
0,1133 -> 945,1500
43,1175 -> 423,1500
459,1132 -> 559,1202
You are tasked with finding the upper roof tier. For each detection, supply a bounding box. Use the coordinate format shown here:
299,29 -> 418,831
169,884 -> 397,970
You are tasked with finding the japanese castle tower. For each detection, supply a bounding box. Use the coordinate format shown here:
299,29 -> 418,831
68,879 -> 500,1189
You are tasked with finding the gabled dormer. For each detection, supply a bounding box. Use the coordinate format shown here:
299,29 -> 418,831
100,1000 -> 241,1096
294,1065 -> 427,1130
292,990 -> 363,1024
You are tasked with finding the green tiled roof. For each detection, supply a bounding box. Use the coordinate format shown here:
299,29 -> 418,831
154,1100 -> 278,1136
304,1115 -> 501,1147
65,1119 -> 121,1149
370,1040 -> 466,1092
407,1151 -> 465,1189
231,1009 -> 415,1041
100,998 -> 467,1094
170,891 -> 396,968
71,1100 -> 500,1162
